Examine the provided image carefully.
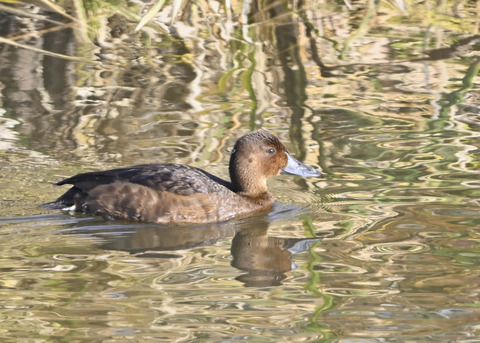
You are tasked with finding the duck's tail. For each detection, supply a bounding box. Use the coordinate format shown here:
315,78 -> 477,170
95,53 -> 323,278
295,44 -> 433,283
40,186 -> 82,210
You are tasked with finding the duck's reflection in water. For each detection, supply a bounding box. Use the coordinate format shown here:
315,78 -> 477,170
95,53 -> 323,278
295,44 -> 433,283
74,208 -> 320,287
231,222 -> 320,287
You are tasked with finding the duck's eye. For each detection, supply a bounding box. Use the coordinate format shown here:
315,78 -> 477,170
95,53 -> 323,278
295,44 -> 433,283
266,148 -> 275,154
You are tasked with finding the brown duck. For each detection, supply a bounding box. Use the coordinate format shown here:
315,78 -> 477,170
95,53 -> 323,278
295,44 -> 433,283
43,131 -> 322,224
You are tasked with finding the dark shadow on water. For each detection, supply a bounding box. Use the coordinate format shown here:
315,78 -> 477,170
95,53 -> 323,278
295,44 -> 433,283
0,213 -> 92,227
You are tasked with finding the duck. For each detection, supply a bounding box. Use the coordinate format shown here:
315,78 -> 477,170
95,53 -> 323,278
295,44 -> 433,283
42,131 -> 322,224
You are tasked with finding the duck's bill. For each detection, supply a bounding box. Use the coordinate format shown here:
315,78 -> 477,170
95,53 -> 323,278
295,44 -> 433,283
281,153 -> 322,177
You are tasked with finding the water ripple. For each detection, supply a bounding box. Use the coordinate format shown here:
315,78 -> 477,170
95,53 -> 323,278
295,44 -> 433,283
367,241 -> 431,254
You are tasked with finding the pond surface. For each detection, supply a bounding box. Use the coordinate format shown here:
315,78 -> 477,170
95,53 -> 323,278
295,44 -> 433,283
1,0 -> 480,341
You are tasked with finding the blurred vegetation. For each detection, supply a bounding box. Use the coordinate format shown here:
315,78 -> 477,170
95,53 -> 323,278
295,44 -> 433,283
0,0 -> 212,42
1,0 -> 478,58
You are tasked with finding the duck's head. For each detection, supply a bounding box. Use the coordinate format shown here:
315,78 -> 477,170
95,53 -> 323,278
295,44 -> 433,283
229,131 -> 322,196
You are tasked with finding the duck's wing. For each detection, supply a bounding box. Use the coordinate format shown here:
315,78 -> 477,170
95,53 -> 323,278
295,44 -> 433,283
43,163 -> 232,210
123,165 -> 233,195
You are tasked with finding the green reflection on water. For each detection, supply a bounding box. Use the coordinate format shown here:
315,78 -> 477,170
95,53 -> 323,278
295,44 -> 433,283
303,238 -> 334,341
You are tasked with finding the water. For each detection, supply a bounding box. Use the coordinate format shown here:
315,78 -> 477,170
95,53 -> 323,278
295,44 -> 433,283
1,0 -> 480,341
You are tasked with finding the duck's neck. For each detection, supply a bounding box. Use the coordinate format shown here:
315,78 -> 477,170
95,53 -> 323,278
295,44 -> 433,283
229,161 -> 271,198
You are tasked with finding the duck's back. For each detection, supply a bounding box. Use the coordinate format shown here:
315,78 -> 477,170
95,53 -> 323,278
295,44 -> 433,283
56,163 -> 233,196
